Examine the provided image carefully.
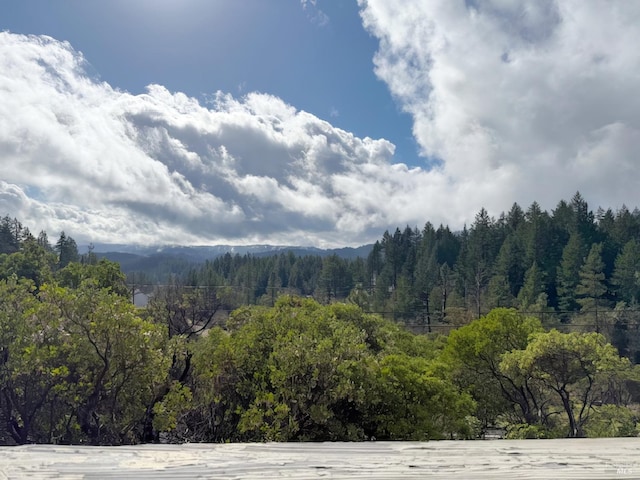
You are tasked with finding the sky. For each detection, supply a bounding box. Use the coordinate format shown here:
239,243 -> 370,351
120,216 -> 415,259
1,1 -> 640,248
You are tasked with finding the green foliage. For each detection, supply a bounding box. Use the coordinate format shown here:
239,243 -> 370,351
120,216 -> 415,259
0,277 -> 64,444
55,232 -> 79,269
145,283 -> 227,338
45,284 -> 169,444
11,192 -> 640,338
315,254 -> 353,302
505,423 -> 551,439
576,243 -> 609,314
187,297 -> 473,442
152,382 -> 193,433
443,308 -> 544,427
0,216 -> 27,254
56,259 -> 129,296
369,354 -> 476,440
583,405 -> 638,438
500,330 -> 633,437
0,238 -> 56,287
444,309 -> 638,438
518,262 -> 546,309
556,233 -> 589,314
611,239 -> 640,304
0,276 -> 169,445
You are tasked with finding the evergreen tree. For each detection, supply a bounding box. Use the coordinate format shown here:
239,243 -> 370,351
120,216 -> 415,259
611,239 -> 640,304
453,226 -> 470,308
81,243 -> 98,266
576,243 -> 609,333
366,241 -> 383,291
551,199 -> 574,238
466,209 -> 498,317
570,191 -> 598,245
434,224 -> 460,267
556,232 -> 588,316
487,274 -> 515,308
612,205 -> 640,248
494,234 -> 526,298
288,256 -> 322,296
316,255 -> 352,302
505,202 -> 525,232
596,208 -> 620,281
0,216 -> 21,254
517,262 -> 547,310
414,223 -> 438,327
55,232 -> 79,269
36,230 -> 52,251
437,263 -> 455,322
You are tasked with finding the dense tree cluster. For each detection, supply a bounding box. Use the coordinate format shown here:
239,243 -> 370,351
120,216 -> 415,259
168,193 -> 640,363
173,297 -> 475,442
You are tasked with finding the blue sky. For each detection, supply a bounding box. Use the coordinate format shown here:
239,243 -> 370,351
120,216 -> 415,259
1,1 -> 640,247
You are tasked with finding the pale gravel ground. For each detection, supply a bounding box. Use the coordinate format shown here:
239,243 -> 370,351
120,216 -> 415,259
0,438 -> 639,479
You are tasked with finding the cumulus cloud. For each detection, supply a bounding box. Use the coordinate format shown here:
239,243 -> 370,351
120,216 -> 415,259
0,31 -> 445,248
359,0 -> 640,216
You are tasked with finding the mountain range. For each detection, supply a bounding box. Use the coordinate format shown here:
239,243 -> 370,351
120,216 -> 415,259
88,243 -> 373,281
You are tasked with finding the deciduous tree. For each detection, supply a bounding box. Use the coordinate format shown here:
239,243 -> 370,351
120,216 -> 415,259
500,330 -> 633,437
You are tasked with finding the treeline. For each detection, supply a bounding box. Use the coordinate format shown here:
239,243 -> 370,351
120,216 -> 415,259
152,193 -> 640,363
0,215 -> 86,274
180,193 -> 640,315
360,192 -> 640,322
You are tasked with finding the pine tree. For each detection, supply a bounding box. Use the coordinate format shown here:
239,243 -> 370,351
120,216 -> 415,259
611,239 -> 640,304
570,191 -> 597,245
466,209 -> 498,318
366,241 -> 383,291
37,230 -> 52,251
434,224 -> 460,267
612,205 -> 640,248
576,243 -> 609,333
414,223 -> 438,329
518,262 -> 547,309
0,216 -> 21,254
556,232 -> 588,316
55,232 -> 79,268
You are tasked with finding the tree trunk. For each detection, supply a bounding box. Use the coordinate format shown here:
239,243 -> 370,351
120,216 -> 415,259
559,389 -> 579,437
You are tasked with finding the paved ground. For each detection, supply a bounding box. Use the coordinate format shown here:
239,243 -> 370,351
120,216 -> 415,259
0,438 -> 639,479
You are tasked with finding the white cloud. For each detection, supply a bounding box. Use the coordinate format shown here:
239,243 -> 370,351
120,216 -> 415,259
359,0 -> 640,216
300,0 -> 330,27
0,31 -> 441,248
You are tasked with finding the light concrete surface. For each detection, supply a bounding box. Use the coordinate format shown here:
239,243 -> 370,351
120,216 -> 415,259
0,438 -> 639,479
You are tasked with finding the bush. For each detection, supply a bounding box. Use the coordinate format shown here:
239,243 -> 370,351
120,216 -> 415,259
584,405 -> 638,438
505,423 -> 548,439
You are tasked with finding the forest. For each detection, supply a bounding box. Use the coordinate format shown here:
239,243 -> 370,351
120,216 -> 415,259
0,191 -> 640,445
128,192 -> 640,363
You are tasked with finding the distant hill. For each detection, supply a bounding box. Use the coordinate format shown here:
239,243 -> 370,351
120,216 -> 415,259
90,243 -> 373,282
91,243 -> 373,261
